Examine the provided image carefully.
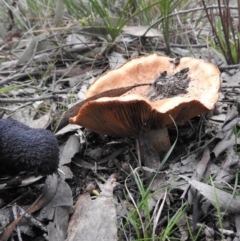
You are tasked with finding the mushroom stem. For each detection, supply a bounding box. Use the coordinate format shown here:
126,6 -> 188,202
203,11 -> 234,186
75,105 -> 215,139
143,128 -> 171,157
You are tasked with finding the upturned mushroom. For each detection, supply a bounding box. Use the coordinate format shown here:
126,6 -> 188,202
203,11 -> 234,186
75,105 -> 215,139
69,54 -> 221,154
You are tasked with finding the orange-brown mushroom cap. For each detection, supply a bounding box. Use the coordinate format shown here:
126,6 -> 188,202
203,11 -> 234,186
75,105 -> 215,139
69,54 -> 221,137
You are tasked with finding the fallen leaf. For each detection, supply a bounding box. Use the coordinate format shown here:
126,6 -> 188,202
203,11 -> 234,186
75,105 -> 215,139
0,176 -> 43,190
55,124 -> 81,136
60,135 -> 80,165
17,33 -> 50,65
39,178 -> 73,220
188,179 -> 240,213
123,26 -> 163,38
29,114 -> 51,129
107,52 -> 126,69
66,174 -> 117,241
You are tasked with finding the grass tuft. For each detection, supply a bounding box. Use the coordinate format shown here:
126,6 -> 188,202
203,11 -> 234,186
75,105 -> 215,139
202,0 -> 240,64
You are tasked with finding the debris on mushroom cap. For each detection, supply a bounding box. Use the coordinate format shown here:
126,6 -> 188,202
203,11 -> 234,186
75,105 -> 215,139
69,54 -> 221,137
0,118 -> 59,176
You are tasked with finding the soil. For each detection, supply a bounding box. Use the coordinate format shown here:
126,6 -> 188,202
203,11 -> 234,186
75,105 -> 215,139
148,67 -> 190,100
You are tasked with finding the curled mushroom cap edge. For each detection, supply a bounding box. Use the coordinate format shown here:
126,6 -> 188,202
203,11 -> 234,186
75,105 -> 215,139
69,54 -> 221,153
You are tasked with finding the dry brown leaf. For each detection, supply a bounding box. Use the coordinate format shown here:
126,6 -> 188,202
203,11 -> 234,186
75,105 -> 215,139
17,33 -> 49,65
10,106 -> 36,126
123,26 -> 163,38
211,134 -> 235,158
55,124 -> 81,136
47,206 -> 70,241
222,105 -> 239,126
107,52 -> 126,69
214,147 -> 239,188
194,147 -> 210,181
29,114 -> 51,129
66,174 -> 117,241
176,214 -> 188,241
39,178 -> 72,220
0,176 -> 43,190
65,34 -> 92,52
188,179 -> 240,213
60,135 -> 80,165
222,71 -> 240,87
235,213 -> 240,235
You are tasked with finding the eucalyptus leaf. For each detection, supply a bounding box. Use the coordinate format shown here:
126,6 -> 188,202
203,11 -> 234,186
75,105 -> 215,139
17,33 -> 49,65
189,179 -> 240,213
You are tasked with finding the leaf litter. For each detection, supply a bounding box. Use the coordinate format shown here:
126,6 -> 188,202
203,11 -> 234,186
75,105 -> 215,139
1,3 -> 240,241
66,174 -> 117,241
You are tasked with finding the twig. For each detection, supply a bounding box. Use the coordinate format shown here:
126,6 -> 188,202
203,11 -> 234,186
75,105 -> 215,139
0,95 -> 57,103
219,64 -> 240,70
12,204 -> 23,241
222,84 -> 240,88
0,72 -> 36,86
157,43 -> 207,48
152,189 -> 167,240
18,206 -> 48,232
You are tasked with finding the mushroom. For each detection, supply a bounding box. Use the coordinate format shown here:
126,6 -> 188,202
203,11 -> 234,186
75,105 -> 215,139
69,54 -> 221,154
0,118 -> 59,176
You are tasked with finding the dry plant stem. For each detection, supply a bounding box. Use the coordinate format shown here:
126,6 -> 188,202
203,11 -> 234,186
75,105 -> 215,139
0,72 -> 35,86
12,204 -> 23,241
202,0 -> 239,64
152,189 -> 167,240
156,43 -> 207,48
18,206 -> 48,232
217,0 -> 235,63
143,4 -> 238,37
143,128 -> 171,156
135,138 -> 142,168
219,64 -> 240,70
